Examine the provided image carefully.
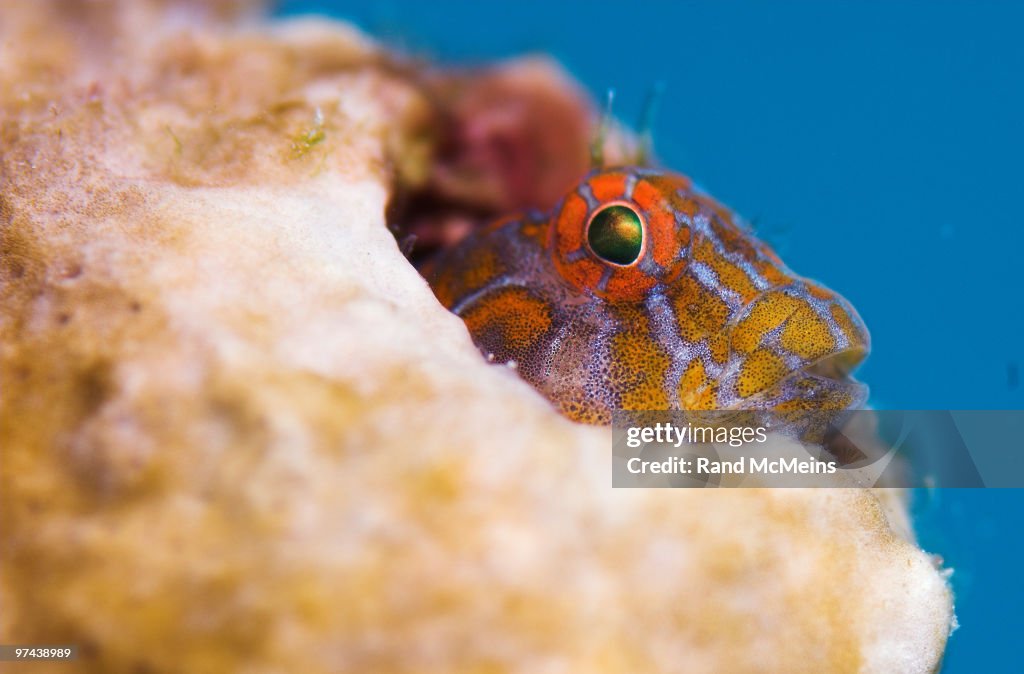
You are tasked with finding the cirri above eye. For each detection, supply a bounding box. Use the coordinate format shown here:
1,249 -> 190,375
586,204 -> 644,265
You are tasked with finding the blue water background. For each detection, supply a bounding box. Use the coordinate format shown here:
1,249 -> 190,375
279,2 -> 1024,668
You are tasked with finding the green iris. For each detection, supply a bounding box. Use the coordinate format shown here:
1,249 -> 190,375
587,205 -> 643,265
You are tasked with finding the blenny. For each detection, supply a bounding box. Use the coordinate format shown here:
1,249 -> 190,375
426,166 -> 869,425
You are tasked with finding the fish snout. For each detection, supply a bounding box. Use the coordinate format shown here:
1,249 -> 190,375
724,283 -> 870,411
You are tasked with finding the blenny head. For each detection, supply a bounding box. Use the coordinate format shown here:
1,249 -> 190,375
427,166 -> 869,425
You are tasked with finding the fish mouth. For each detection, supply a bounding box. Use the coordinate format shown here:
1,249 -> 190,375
772,346 -> 870,412
803,346 -> 866,382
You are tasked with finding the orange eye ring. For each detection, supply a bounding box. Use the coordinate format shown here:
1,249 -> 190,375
584,202 -> 647,267
550,174 -> 667,301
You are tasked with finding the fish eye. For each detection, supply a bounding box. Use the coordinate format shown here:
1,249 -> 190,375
586,204 -> 644,266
